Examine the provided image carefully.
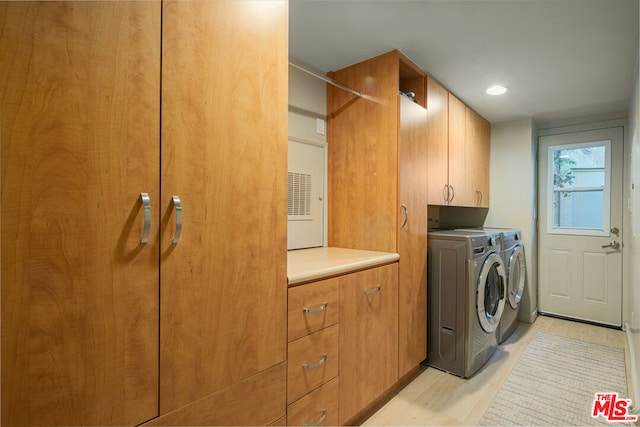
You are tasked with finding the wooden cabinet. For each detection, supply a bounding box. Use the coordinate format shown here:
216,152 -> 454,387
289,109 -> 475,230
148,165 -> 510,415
327,50 -> 427,384
1,3 -> 161,425
157,1 -> 287,421
339,263 -> 399,425
398,96 -> 428,377
466,107 -> 491,207
426,77 -> 491,207
0,1 -> 287,425
287,278 -> 340,426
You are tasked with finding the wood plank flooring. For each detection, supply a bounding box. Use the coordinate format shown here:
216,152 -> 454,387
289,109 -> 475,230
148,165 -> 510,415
362,315 -> 631,426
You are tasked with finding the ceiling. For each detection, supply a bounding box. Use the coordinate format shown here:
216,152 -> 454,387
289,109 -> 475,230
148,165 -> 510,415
289,0 -> 639,124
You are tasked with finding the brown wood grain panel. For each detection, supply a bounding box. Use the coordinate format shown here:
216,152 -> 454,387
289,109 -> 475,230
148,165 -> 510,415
287,324 -> 339,404
426,76 -> 450,205
286,377 -> 339,427
448,93 -> 475,206
398,97 -> 428,377
0,2 -> 160,425
288,278 -> 340,342
466,107 -> 491,207
339,263 -> 399,425
144,363 -> 287,426
160,0 -> 287,415
327,51 -> 399,252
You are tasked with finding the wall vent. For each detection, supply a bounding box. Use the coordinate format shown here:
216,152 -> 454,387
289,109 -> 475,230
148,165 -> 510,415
288,172 -> 312,217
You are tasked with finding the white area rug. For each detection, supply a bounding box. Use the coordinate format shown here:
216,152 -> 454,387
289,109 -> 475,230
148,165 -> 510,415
479,331 -> 628,426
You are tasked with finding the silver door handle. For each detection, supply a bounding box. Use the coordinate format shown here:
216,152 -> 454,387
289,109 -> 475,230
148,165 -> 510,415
303,303 -> 327,314
172,196 -> 182,244
449,185 -> 455,203
401,204 -> 408,229
302,354 -> 327,370
303,410 -> 327,427
442,184 -> 449,203
363,286 -> 381,295
601,241 -> 620,250
140,193 -> 151,244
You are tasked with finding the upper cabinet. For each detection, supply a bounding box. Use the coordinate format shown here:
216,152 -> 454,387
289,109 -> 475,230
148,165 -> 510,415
426,77 -> 491,207
1,1 -> 288,425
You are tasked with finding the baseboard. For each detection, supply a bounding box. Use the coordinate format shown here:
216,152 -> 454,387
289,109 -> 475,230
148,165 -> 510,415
625,322 -> 640,423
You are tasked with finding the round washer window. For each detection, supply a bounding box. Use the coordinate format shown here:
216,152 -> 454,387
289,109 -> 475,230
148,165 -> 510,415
477,252 -> 506,333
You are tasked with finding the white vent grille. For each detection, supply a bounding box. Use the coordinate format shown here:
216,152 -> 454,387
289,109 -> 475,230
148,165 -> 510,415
288,172 -> 312,216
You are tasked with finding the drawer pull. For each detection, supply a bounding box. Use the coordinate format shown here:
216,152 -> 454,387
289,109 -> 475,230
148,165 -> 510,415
302,354 -> 327,370
302,303 -> 327,314
303,409 -> 327,427
363,286 -> 381,295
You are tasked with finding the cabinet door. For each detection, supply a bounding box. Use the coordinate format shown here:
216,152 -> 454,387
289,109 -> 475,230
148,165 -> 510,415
466,107 -> 491,207
426,76 -> 450,205
448,94 -> 476,207
398,97 -> 428,377
0,2 -> 161,425
339,263 -> 399,425
160,0 -> 288,419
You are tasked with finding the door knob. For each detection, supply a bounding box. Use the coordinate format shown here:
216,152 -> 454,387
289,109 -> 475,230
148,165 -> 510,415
601,241 -> 620,250
610,226 -> 620,235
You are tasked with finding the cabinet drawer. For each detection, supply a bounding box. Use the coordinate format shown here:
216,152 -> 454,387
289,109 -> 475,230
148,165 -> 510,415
287,324 -> 339,404
288,278 -> 339,342
286,377 -> 339,427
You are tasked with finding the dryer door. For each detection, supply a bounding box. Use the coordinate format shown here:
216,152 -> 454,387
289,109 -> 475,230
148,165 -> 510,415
507,244 -> 526,309
476,252 -> 506,333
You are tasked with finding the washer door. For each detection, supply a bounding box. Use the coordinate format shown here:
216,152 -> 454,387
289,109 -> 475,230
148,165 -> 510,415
476,252 -> 506,333
507,244 -> 526,309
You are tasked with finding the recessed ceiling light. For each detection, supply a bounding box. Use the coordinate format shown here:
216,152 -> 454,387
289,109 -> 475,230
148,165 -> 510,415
486,85 -> 508,95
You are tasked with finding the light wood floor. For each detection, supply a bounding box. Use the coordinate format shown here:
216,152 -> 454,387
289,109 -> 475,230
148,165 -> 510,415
362,315 -> 631,426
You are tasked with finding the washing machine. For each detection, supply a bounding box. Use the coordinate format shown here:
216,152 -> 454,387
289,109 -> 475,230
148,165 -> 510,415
426,230 -> 507,378
496,229 -> 526,343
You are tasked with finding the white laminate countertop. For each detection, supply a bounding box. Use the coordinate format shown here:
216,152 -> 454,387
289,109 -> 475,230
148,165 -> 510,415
287,247 -> 400,286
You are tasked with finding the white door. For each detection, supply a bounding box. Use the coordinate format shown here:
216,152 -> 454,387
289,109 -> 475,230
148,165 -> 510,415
288,138 -> 325,249
538,127 -> 623,327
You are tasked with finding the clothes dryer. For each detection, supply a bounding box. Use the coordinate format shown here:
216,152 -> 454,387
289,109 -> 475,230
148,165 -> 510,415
427,230 -> 507,377
496,230 -> 526,343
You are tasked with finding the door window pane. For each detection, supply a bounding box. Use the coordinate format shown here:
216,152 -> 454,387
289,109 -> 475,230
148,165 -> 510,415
548,141 -> 611,236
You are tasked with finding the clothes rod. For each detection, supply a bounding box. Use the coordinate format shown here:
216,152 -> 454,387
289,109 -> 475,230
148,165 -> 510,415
289,59 -> 362,98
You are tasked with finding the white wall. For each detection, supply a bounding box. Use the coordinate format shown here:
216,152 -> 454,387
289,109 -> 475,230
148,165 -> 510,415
626,38 -> 640,406
485,119 -> 538,323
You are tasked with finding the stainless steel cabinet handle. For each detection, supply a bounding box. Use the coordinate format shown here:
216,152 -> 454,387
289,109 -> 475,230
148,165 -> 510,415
363,286 -> 381,295
172,196 -> 182,244
401,203 -> 408,229
449,185 -> 455,203
302,354 -> 327,369
140,193 -> 151,244
602,241 -> 620,250
303,410 -> 327,427
303,303 -> 327,314
442,184 -> 449,202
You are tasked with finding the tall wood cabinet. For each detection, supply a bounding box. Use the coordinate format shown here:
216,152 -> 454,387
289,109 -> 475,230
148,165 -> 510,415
0,1 -> 288,425
327,50 -> 428,405
426,77 -> 490,207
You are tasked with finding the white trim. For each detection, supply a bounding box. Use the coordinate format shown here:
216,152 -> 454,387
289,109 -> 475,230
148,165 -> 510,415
625,322 -> 640,414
